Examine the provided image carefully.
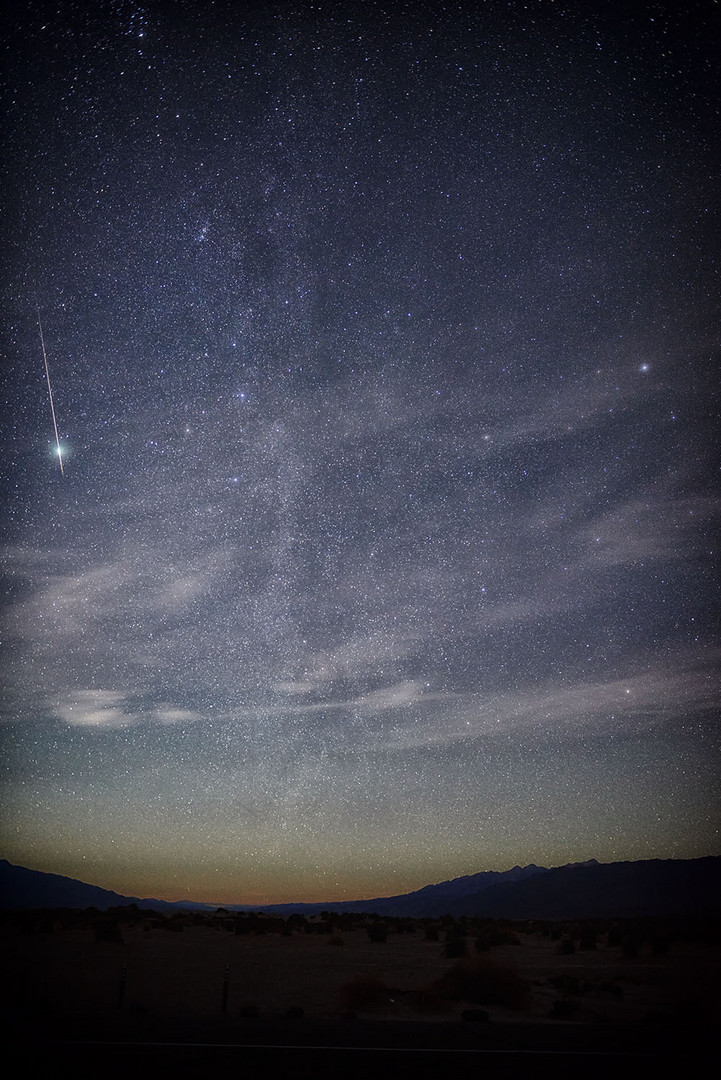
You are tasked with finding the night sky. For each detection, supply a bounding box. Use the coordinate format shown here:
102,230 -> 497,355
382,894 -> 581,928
1,0 -> 719,905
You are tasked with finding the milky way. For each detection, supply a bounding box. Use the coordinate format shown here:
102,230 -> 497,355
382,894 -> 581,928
1,0 -> 719,903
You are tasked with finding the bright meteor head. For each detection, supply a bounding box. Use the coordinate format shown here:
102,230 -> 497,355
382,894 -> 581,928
38,313 -> 65,476
49,441 -> 65,474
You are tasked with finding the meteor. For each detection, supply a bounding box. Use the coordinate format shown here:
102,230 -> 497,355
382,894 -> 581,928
37,311 -> 64,475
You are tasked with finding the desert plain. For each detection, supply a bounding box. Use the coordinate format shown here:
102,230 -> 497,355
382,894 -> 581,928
3,907 -> 719,1060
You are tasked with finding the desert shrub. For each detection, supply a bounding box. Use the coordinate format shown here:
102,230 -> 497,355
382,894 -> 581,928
622,935 -> 639,958
461,1008 -> 490,1023
674,999 -> 712,1025
444,925 -> 466,941
434,957 -> 531,1011
651,933 -> 669,956
17,912 -> 40,935
445,937 -> 467,959
339,975 -> 391,1012
578,927 -> 597,950
549,974 -> 588,996
367,923 -> 388,943
409,986 -> 452,1015
328,932 -> 345,946
424,925 -> 440,941
113,904 -> 144,925
94,917 -> 123,943
607,924 -> 624,947
549,998 -> 580,1020
556,937 -> 575,955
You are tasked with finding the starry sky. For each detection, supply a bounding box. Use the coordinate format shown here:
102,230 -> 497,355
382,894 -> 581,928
1,0 -> 719,905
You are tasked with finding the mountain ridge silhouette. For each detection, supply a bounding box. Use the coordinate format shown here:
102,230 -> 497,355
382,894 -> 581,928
2,855 -> 719,918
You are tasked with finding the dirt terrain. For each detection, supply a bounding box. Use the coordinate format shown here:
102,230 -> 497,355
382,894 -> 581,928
3,912 -> 718,1056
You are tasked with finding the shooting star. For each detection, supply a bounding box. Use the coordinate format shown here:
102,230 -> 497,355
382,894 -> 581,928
37,312 -> 64,475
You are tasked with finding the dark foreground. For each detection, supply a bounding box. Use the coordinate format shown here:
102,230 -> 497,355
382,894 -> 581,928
5,911 -> 718,1075
10,1014 -> 718,1079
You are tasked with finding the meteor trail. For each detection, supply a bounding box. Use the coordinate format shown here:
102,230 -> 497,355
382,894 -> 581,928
37,312 -> 64,475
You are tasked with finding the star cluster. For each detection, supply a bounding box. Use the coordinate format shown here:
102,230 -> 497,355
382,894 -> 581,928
1,0 -> 719,903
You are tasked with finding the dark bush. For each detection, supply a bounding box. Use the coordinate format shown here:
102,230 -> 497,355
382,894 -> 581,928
409,986 -> 452,1014
578,927 -> 597,950
651,934 -> 669,956
674,1000 -> 712,1026
113,904 -> 144,925
549,974 -> 588,996
600,982 -> 624,1000
461,1008 -> 490,1023
622,936 -> 639,958
445,937 -> 467,958
339,975 -> 391,1012
433,957 -> 531,1011
475,924 -> 501,950
94,917 -> 123,943
549,998 -> 580,1020
367,923 -> 388,943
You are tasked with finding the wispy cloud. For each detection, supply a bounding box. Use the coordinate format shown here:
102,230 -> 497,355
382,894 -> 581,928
294,629 -> 423,691
47,691 -> 202,728
374,654 -> 721,751
50,689 -> 135,728
355,680 -> 426,710
154,705 -> 202,724
228,679 -> 438,720
573,494 -> 721,568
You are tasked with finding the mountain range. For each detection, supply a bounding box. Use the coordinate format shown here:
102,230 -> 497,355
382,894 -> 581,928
2,855 -> 720,919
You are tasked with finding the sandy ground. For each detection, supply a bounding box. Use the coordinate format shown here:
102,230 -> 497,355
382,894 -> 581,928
3,919 -> 719,1055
